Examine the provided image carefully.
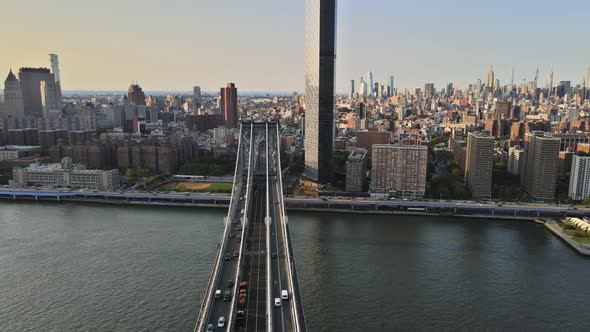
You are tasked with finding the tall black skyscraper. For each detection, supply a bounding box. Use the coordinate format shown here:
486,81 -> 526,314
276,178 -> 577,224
304,0 -> 337,184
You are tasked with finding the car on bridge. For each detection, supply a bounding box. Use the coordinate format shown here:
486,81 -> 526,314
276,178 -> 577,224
217,317 -> 225,328
274,297 -> 281,307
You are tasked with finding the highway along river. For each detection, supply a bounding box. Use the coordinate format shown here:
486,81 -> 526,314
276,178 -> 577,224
0,202 -> 588,331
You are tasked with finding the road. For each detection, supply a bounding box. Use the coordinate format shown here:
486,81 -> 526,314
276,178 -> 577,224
3,187 -> 590,216
269,177 -> 295,332
200,186 -> 246,330
237,185 -> 268,332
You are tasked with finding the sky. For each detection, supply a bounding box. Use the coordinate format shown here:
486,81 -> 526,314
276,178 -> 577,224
1,0 -> 589,93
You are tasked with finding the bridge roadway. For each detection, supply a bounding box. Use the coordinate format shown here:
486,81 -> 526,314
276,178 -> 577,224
199,185 -> 248,331
195,121 -> 305,332
239,184 -> 267,332
268,176 -> 295,332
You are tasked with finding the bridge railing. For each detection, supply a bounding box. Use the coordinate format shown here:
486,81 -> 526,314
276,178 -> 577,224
265,123 -> 274,332
195,124 -> 246,332
275,123 -> 306,332
227,123 -> 255,332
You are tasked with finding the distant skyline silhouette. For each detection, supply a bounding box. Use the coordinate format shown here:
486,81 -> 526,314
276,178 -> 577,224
1,0 -> 588,93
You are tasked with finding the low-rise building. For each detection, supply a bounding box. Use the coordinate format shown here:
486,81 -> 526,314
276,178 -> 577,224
12,157 -> 120,190
0,145 -> 40,161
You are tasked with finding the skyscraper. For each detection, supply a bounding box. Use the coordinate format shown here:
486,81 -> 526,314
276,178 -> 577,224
546,69 -> 554,95
424,83 -> 435,98
389,75 -> 394,96
465,131 -> 495,199
368,71 -> 374,96
304,0 -> 336,184
40,80 -> 60,118
521,131 -> 560,201
359,77 -> 366,97
486,65 -> 495,89
3,70 -> 25,118
220,83 -> 238,129
350,79 -> 355,98
49,54 -> 63,108
127,83 -> 146,105
193,86 -> 202,109
19,67 -> 55,117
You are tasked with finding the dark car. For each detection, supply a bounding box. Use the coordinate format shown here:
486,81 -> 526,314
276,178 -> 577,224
227,279 -> 234,288
225,253 -> 231,261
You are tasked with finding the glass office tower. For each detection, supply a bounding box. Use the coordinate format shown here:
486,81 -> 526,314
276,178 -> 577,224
304,0 -> 337,184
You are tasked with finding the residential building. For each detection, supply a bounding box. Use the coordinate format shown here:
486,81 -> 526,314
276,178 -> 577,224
507,145 -> 523,175
220,83 -> 238,129
465,131 -> 495,199
521,131 -> 560,201
372,144 -> 428,198
345,148 -> 367,193
356,130 -> 391,157
569,155 -> 590,201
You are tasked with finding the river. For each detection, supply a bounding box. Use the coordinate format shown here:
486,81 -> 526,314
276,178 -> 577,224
0,202 -> 588,331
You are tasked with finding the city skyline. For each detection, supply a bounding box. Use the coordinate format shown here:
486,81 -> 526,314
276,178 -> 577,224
1,0 -> 589,93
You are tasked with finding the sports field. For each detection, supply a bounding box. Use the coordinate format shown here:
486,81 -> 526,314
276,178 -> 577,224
157,181 -> 233,193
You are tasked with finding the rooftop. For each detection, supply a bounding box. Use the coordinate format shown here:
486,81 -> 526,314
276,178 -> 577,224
0,145 -> 41,151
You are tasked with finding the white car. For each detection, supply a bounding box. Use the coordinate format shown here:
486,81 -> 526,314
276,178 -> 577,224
218,316 -> 225,328
281,290 -> 289,300
274,298 -> 281,307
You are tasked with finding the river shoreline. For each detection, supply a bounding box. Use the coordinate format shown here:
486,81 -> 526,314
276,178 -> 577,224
541,219 -> 590,257
2,195 -> 590,256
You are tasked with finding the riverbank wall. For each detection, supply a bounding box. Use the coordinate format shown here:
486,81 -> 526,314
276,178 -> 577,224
541,219 -> 590,257
2,194 -> 590,256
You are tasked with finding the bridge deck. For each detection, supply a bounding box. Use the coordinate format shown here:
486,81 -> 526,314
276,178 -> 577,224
195,122 -> 306,332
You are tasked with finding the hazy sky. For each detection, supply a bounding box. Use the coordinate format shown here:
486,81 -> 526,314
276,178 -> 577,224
1,0 -> 589,93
